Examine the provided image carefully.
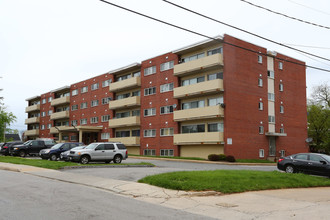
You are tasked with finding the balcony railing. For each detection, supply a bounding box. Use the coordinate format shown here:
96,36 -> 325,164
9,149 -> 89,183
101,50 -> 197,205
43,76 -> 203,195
108,116 -> 140,128
25,129 -> 39,136
51,96 -> 70,107
174,53 -> 223,76
108,137 -> 140,146
174,105 -> 224,121
174,79 -> 223,99
109,76 -> 141,92
109,96 -> 140,110
173,132 -> 224,145
25,117 -> 40,124
25,104 -> 40,113
50,111 -> 70,120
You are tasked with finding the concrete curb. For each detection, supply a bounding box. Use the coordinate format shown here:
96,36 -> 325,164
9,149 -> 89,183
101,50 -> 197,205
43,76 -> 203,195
59,164 -> 155,170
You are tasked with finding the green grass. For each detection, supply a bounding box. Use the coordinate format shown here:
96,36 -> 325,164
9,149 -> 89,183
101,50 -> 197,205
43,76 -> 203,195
138,170 -> 330,194
0,156 -> 154,170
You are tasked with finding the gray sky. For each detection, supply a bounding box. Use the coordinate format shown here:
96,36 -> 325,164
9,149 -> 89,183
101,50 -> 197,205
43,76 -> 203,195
1,0 -> 329,131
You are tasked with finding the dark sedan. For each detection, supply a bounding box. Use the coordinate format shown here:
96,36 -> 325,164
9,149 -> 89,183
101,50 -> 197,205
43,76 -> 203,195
0,141 -> 23,156
277,153 -> 330,177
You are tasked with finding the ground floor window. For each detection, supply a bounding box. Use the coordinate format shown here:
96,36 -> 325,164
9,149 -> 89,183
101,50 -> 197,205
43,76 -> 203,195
160,149 -> 174,157
144,149 -> 155,156
101,133 -> 110,140
71,135 -> 77,141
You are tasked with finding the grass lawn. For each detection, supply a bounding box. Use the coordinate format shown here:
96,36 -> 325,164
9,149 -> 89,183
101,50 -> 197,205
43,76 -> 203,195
0,156 -> 154,170
138,170 -> 330,194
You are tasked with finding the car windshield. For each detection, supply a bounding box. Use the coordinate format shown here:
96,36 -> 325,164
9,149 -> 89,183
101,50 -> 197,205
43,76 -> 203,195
23,140 -> 32,145
85,143 -> 98,149
51,144 -> 63,149
322,154 -> 330,162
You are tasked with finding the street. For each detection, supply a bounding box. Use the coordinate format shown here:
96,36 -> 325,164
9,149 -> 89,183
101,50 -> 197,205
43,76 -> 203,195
0,170 -> 215,220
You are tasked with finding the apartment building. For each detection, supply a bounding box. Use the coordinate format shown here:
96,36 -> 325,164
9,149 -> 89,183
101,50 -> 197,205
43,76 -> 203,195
25,34 -> 308,159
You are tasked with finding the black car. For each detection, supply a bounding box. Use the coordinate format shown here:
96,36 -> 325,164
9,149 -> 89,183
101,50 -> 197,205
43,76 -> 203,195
277,153 -> 330,177
0,141 -> 24,156
39,142 -> 84,161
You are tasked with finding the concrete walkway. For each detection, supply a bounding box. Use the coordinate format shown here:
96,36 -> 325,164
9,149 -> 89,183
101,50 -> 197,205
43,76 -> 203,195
1,162 -> 330,220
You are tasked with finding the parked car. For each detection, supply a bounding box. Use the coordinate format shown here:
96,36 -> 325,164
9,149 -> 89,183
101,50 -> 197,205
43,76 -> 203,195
9,139 -> 56,157
60,146 -> 86,161
68,142 -> 128,164
277,153 -> 330,177
0,141 -> 24,156
39,142 -> 84,161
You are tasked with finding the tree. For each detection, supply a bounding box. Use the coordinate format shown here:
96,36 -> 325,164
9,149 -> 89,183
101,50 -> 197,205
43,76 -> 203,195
0,103 -> 17,142
310,82 -> 330,108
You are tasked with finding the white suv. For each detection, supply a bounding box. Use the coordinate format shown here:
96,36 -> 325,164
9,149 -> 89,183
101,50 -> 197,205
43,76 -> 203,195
69,142 -> 127,164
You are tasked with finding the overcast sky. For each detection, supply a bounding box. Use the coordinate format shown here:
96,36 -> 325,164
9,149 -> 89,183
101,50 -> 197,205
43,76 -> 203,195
1,0 -> 329,131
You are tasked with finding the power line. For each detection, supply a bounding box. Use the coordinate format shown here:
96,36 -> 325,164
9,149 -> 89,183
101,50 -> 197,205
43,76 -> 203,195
98,0 -> 330,73
162,0 -> 330,63
283,43 -> 330,50
240,0 -> 330,30
287,0 -> 330,16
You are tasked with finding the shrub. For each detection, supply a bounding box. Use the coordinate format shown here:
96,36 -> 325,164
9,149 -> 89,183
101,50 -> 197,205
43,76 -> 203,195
226,155 -> 236,162
219,154 -> 227,161
208,154 -> 220,161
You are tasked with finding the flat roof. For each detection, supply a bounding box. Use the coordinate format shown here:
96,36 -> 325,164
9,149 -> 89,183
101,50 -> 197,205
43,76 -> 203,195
26,95 -> 41,101
107,63 -> 141,75
50,86 -> 70,93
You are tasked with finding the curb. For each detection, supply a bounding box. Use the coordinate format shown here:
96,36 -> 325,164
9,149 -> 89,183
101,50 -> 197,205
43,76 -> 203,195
59,164 -> 155,170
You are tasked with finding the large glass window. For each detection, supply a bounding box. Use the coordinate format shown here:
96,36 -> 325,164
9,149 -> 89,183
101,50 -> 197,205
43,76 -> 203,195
117,73 -> 131,81
208,97 -> 223,106
181,76 -> 205,86
182,52 -> 205,63
116,93 -> 130,100
182,100 -> 204,110
160,83 -> 174,93
144,108 -> 156,117
160,149 -> 174,156
160,128 -> 174,136
115,112 -> 130,118
144,66 -> 156,76
207,72 -> 223,80
144,129 -> 156,137
144,87 -> 156,96
208,123 -> 223,132
181,124 -> 205,133
160,61 -> 174,71
207,47 -> 222,56
115,131 -> 130,137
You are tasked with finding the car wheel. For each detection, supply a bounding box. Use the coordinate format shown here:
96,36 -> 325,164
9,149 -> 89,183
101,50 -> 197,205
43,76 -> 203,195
285,165 -> 295,173
19,150 -> 26,157
113,155 -> 122,164
80,155 -> 89,164
50,154 -> 57,161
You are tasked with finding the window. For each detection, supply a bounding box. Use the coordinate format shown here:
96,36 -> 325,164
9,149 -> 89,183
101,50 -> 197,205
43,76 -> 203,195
259,149 -> 264,158
71,105 -> 78,111
279,83 -> 284,91
90,117 -> 98,124
268,93 -> 275,101
268,115 -> 275,123
160,149 -> 174,157
133,71 -> 140,77
41,112 -> 46,117
115,131 -> 130,137
115,111 -> 130,118
258,55 -> 263,63
181,76 -> 204,86
144,87 -> 156,96
208,97 -> 223,106
42,99 -> 46,104
208,72 -> 223,80
132,130 -> 140,137
280,105 -> 284,113
48,110 -> 52,116
102,79 -> 111,87
72,89 -> 78,96
259,102 -> 263,110
102,97 -> 111,105
279,62 -> 283,70
160,83 -> 174,93
259,126 -> 264,134
71,120 -> 77,126
81,86 -> 88,93
267,71 -> 274,79
207,47 -> 222,56
144,66 -> 156,76
132,109 -> 140,116
294,154 -> 308,160
208,123 -> 224,132
80,102 -> 88,109
160,128 -> 174,136
182,52 -> 205,63
280,127 -> 285,133
117,73 -> 131,81
91,100 -> 99,107
101,133 -> 110,140
48,97 -> 52,102
101,115 -> 110,122
144,149 -> 155,156
182,100 -> 204,110
116,93 -> 130,100
91,83 -> 99,90
132,90 -> 140,97
80,118 -> 87,125
160,61 -> 174,71
160,105 -> 174,114
258,78 -> 263,87
144,108 -> 156,117
181,124 -> 205,133
71,135 -> 78,141
47,124 -> 51,129
144,129 -> 156,137
41,125 -> 45,130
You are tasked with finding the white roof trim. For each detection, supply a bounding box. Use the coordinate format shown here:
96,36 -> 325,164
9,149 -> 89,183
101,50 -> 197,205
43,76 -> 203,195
25,96 -> 41,101
51,86 -> 70,93
107,63 -> 141,75
172,35 -> 223,54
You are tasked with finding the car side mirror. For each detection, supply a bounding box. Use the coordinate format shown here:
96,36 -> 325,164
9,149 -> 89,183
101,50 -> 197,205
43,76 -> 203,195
320,160 -> 327,165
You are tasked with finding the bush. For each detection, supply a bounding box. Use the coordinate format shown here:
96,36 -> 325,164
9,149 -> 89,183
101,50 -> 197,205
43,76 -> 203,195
208,154 -> 220,161
219,154 -> 227,161
226,155 -> 236,162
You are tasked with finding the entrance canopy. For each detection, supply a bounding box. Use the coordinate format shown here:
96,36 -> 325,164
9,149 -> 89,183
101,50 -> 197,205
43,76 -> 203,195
53,126 -> 103,143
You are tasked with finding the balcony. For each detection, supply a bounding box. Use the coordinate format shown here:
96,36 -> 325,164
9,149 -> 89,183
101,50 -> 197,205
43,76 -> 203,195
109,96 -> 140,110
109,76 -> 141,92
174,54 -> 223,76
25,104 -> 40,113
174,105 -> 224,121
50,111 -> 70,120
25,117 -> 40,124
108,137 -> 140,146
173,132 -> 224,145
25,129 -> 39,136
108,116 -> 140,128
51,96 -> 70,107
174,79 -> 223,99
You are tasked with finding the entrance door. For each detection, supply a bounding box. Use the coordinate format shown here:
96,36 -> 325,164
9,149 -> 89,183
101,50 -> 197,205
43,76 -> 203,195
269,137 -> 276,156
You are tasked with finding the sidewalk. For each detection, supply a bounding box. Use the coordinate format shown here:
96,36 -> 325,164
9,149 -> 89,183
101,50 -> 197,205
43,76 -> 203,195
1,162 -> 330,219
